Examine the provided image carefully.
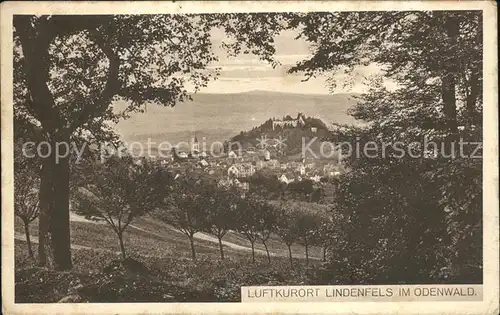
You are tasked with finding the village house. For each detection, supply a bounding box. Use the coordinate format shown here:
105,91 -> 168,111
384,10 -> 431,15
198,159 -> 209,168
261,148 -> 271,161
217,178 -> 231,188
305,162 -> 316,170
218,178 -> 250,192
296,164 -> 306,175
160,159 -> 169,165
323,163 -> 342,177
227,163 -> 255,178
133,158 -> 143,166
309,174 -> 322,183
240,154 -> 259,164
281,161 -> 307,175
236,180 -> 250,192
245,147 -> 256,155
227,164 -> 238,177
228,150 -> 238,159
278,172 -> 300,184
256,159 -> 280,170
278,174 -> 292,184
172,149 -> 188,160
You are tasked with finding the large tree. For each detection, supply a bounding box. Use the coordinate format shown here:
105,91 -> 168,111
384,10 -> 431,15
289,11 -> 482,135
13,13 -> 287,270
288,11 -> 483,283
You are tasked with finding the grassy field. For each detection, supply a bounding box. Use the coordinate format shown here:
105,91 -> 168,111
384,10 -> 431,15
15,213 -> 322,264
14,212 -> 329,303
15,238 -> 328,303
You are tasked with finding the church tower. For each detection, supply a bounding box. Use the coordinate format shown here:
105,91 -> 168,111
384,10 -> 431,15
191,133 -> 200,153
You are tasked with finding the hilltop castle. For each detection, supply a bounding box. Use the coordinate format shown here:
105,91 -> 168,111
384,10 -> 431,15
272,113 -> 306,130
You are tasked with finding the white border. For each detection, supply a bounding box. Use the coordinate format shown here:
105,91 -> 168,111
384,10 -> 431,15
1,1 -> 498,314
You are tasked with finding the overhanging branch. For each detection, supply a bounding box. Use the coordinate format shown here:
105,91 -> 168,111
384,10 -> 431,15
69,29 -> 120,132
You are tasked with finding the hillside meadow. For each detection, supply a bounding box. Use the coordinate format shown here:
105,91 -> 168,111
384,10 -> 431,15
14,211 -> 330,303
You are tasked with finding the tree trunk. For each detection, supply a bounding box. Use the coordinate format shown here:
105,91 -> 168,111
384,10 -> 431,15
218,236 -> 225,260
49,144 -> 72,271
287,244 -> 293,269
24,220 -> 34,259
305,243 -> 309,267
465,12 -> 482,128
263,240 -> 271,264
441,13 -> 459,143
188,234 -> 196,260
322,246 -> 327,262
38,159 -> 52,267
15,17 -> 73,270
466,70 -> 480,127
118,232 -> 126,260
441,73 -> 458,136
250,241 -> 255,263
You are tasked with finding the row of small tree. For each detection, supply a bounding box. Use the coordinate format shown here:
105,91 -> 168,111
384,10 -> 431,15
67,156 -> 335,267
14,151 -> 335,267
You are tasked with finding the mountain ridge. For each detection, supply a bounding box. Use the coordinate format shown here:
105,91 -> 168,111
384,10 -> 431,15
115,91 -> 360,148
191,90 -> 360,98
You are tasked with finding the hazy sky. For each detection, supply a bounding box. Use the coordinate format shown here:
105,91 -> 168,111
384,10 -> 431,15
115,27 -> 389,139
200,28 -> 385,95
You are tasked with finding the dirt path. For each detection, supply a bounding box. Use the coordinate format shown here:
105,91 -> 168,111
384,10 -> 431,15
128,224 -> 273,257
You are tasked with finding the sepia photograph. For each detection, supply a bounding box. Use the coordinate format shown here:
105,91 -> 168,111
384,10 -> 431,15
1,1 -> 498,314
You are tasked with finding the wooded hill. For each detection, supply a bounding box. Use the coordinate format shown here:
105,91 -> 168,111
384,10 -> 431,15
229,114 -> 336,159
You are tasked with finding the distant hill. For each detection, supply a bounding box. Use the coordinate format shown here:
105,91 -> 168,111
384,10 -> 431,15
114,90 -> 360,150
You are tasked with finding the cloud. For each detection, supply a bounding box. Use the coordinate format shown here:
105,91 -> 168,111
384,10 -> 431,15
202,28 -> 396,95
